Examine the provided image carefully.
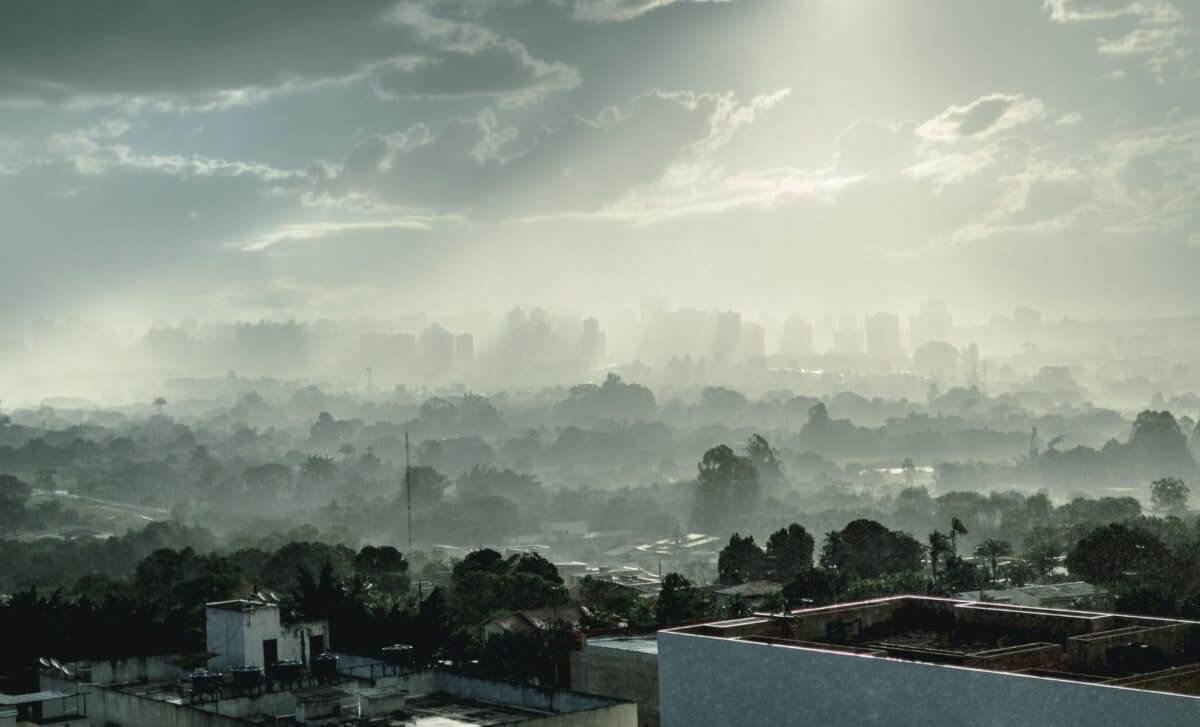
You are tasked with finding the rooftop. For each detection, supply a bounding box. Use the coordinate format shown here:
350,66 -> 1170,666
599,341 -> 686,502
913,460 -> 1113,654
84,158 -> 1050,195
205,598 -> 274,612
715,581 -> 783,598
588,635 -> 659,656
668,596 -> 1200,698
953,581 -> 1108,604
393,692 -> 549,725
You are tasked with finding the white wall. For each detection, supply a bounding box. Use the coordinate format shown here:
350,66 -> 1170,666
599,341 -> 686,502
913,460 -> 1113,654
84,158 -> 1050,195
206,604 -> 328,670
658,631 -> 1200,727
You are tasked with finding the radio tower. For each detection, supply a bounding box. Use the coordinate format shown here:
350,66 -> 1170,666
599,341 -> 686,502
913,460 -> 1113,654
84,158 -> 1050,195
404,430 -> 413,555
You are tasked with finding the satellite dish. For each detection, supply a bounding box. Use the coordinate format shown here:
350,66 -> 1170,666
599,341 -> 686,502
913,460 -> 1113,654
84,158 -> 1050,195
269,592 -> 280,603
61,665 -> 74,678
255,591 -> 267,602
39,657 -> 51,668
50,658 -> 63,671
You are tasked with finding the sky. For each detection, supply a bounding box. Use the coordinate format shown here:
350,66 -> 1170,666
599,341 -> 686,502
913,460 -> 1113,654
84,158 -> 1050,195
2,0 -> 1199,331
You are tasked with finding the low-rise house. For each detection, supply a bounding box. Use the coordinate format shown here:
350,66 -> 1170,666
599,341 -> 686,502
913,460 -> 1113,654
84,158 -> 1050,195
954,581 -> 1111,610
484,605 -> 586,639
206,598 -> 330,671
713,581 -> 784,610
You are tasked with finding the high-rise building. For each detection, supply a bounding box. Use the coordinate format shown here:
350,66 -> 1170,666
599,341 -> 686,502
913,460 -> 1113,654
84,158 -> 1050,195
909,301 -> 952,348
779,316 -> 815,359
581,317 -> 607,367
865,312 -> 904,360
712,311 -> 742,365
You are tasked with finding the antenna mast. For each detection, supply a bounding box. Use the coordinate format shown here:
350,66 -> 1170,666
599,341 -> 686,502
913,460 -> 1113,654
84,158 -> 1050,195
405,430 -> 413,555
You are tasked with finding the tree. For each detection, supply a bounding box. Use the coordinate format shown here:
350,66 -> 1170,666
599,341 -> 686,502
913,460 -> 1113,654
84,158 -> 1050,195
820,520 -> 923,580
717,534 -> 767,586
691,444 -> 760,531
456,466 -> 543,504
1151,477 -> 1190,514
0,474 -> 31,532
901,458 -> 916,488
1066,524 -> 1170,587
974,539 -> 1012,583
745,434 -> 784,488
152,397 -> 167,415
656,573 -> 708,625
354,545 -> 409,595
1129,411 -> 1195,474
949,517 -> 968,555
301,454 -> 336,481
928,531 -> 951,584
408,466 -> 450,507
765,523 -> 815,584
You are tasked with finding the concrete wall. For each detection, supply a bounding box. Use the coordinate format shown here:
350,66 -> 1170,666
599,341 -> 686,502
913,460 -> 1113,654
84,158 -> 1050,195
571,644 -> 659,727
41,672 -> 250,727
206,607 -> 254,671
206,604 -> 328,670
658,631 -> 1200,727
78,654 -> 187,686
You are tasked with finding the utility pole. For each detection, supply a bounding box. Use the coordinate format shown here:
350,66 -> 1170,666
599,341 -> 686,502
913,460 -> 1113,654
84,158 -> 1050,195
366,367 -> 374,400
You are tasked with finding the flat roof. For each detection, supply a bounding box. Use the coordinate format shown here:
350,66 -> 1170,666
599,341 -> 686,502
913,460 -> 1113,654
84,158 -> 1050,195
667,595 -> 1200,698
0,690 -> 73,705
399,693 -> 547,725
589,635 -> 660,655
205,599 -> 274,612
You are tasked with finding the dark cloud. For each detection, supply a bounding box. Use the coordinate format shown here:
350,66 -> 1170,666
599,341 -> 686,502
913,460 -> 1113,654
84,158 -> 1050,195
312,91 -> 738,216
0,0 -> 577,108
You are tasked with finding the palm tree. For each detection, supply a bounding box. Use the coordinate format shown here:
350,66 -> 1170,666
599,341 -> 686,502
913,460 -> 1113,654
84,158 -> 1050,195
974,539 -> 1012,583
950,517 -> 968,555
928,531 -> 951,584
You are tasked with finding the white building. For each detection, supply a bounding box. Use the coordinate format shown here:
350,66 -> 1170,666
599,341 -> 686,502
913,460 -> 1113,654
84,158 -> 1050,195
660,596 -> 1200,727
205,599 -> 330,671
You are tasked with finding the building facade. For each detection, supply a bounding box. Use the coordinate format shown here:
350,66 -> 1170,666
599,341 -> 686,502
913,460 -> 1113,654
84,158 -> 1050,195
659,596 -> 1200,727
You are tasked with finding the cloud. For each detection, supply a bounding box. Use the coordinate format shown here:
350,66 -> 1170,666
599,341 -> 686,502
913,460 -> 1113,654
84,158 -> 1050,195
1042,0 -> 1183,24
311,89 -> 791,219
916,94 -> 1046,142
235,218 -> 438,252
1097,26 -> 1193,79
570,0 -> 728,23
1042,0 -> 1193,80
0,1 -> 578,109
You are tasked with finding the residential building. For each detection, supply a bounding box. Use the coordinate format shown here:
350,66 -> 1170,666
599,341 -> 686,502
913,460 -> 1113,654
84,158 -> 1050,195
660,596 -> 1200,726
572,635 -> 660,727
713,581 -> 783,611
483,605 -> 586,640
205,598 -> 330,671
31,599 -> 636,726
954,582 -> 1112,611
0,690 -> 87,727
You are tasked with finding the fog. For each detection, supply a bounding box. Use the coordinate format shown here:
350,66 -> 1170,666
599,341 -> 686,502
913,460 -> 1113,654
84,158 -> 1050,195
6,0 -> 1200,714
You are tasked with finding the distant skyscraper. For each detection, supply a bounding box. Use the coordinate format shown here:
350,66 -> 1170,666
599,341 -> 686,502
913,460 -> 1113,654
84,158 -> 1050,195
454,333 -> 474,367
580,317 -> 606,367
865,312 -> 904,360
779,316 -> 815,359
909,301 -> 952,348
712,311 -> 742,365
739,322 -> 766,361
419,324 -> 454,377
832,328 -> 864,356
